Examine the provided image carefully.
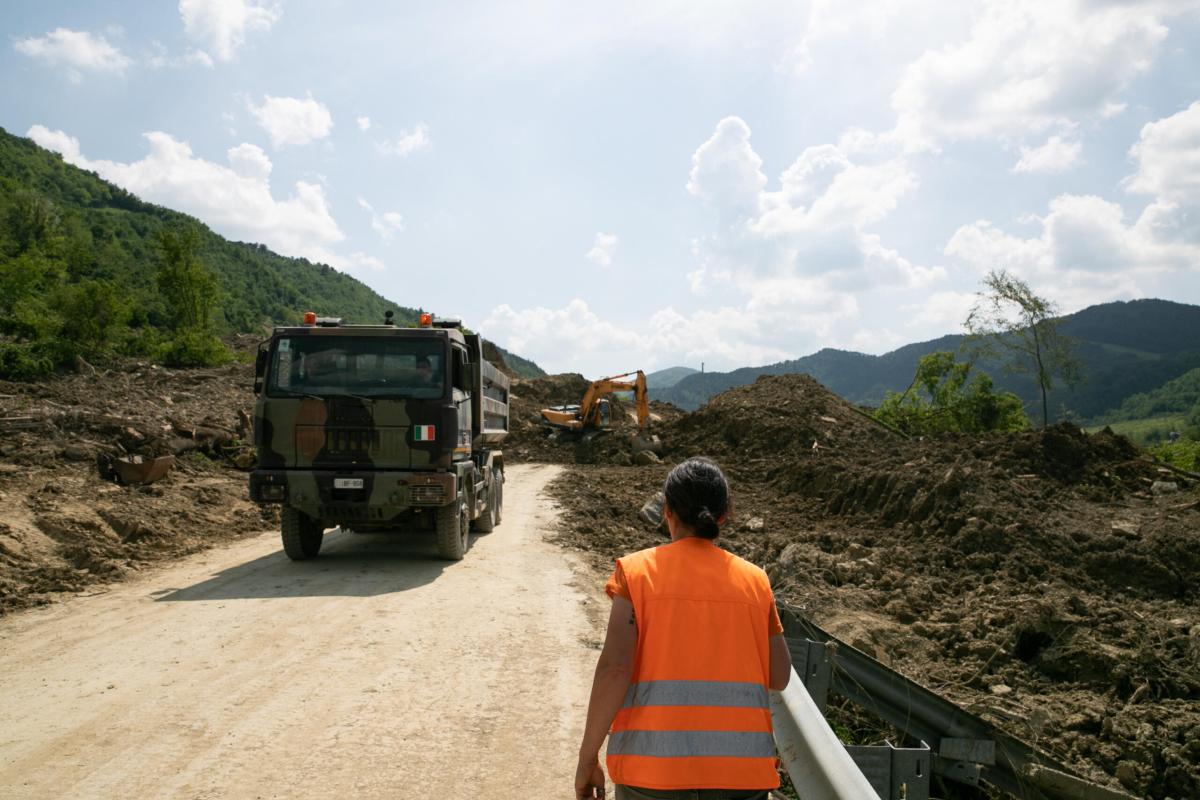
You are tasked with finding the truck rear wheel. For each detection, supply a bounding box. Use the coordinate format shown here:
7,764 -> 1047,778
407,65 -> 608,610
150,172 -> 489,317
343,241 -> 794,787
436,500 -> 469,560
493,468 -> 503,525
281,507 -> 323,560
473,479 -> 496,534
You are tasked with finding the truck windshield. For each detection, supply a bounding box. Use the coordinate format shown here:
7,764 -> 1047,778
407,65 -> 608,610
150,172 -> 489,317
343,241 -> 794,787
268,336 -> 445,399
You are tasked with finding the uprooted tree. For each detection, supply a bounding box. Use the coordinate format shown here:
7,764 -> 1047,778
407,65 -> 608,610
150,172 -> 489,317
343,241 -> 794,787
965,269 -> 1081,428
875,350 -> 1028,435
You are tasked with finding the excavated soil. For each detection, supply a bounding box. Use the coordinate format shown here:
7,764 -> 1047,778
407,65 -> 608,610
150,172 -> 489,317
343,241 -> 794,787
547,374 -> 1200,800
0,345 -> 269,613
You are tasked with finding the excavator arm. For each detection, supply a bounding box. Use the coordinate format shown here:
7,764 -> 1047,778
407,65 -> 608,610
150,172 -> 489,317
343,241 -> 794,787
540,370 -> 649,432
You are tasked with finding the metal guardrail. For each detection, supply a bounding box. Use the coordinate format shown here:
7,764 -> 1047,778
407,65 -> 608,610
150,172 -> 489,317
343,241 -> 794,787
779,604 -> 1137,800
771,665 -> 881,799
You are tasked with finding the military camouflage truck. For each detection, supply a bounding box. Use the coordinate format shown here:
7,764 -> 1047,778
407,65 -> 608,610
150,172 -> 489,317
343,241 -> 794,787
249,312 -> 509,561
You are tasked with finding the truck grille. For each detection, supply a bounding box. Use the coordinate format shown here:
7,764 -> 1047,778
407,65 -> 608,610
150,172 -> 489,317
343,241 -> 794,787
411,484 -> 445,505
319,505 -> 388,521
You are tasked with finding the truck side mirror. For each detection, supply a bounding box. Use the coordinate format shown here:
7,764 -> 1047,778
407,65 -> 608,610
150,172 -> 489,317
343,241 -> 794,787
254,347 -> 268,395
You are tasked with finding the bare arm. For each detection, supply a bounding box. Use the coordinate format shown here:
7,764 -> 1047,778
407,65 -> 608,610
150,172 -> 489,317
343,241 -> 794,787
768,633 -> 792,691
575,595 -> 638,798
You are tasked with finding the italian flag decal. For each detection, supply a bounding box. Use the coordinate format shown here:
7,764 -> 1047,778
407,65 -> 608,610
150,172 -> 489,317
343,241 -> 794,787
413,425 -> 436,441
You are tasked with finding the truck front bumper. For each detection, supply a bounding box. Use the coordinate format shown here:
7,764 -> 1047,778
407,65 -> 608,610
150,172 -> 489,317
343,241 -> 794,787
249,469 -> 457,521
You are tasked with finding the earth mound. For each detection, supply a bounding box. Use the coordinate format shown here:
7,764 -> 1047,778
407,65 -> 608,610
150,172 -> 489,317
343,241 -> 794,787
550,372 -> 1200,799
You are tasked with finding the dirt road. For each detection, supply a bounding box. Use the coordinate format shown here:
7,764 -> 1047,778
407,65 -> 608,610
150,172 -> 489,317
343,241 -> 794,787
0,464 -> 607,799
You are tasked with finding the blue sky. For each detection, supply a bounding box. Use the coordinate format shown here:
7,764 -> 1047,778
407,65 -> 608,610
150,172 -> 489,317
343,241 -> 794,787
4,1 -> 1199,376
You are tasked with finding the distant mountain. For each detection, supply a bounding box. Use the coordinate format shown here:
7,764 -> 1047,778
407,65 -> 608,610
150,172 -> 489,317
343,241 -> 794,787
645,366 -> 698,389
654,299 -> 1200,421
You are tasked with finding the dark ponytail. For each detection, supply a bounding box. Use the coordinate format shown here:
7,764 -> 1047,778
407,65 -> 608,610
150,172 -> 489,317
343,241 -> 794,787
663,457 -> 731,540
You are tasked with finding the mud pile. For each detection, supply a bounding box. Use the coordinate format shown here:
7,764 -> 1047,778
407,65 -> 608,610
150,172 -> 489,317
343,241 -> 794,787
550,373 -> 1200,799
505,373 -> 682,465
0,354 -> 268,613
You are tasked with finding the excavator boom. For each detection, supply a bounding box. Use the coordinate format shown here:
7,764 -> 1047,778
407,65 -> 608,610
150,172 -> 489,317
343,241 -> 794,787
540,370 -> 650,433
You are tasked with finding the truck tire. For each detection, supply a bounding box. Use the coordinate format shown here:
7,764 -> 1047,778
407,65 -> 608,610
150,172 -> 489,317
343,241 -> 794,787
493,468 -> 503,526
473,474 -> 497,534
281,507 -> 323,560
436,500 -> 469,560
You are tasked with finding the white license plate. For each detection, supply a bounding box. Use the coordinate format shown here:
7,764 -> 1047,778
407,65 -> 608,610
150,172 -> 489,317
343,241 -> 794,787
334,478 -> 364,489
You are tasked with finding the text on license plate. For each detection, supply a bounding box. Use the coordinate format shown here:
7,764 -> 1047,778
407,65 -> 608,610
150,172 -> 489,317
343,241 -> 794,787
334,478 -> 364,489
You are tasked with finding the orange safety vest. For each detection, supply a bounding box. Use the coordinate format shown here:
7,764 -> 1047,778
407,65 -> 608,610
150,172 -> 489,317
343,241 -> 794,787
606,537 -> 779,791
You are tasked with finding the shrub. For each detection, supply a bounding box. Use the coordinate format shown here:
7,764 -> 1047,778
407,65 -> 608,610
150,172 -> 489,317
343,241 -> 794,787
876,351 -> 1029,436
1150,439 -> 1199,473
158,329 -> 232,368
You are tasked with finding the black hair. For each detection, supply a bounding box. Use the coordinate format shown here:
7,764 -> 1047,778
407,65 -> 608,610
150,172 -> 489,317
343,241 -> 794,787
662,457 -> 731,540
416,356 -> 431,368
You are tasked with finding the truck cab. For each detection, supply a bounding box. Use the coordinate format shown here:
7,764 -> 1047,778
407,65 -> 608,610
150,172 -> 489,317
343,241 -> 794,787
249,312 -> 509,561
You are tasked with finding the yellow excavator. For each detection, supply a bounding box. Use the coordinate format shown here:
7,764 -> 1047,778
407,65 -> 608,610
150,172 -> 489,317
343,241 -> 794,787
540,370 -> 649,433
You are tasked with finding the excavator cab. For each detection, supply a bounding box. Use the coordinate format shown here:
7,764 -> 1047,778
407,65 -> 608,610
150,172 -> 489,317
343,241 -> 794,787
539,370 -> 649,435
596,398 -> 612,429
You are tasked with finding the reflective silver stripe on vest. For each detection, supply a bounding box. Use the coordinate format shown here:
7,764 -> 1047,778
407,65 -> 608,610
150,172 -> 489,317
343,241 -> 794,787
622,680 -> 769,710
607,730 -> 776,759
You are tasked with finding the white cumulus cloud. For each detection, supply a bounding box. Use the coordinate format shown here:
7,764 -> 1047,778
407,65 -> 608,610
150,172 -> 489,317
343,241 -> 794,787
482,299 -> 793,376
1125,100 -> 1200,206
585,232 -> 618,267
226,142 -> 272,180
357,198 -> 405,241
27,124 -> 345,267
14,28 -> 132,81
378,124 -> 431,157
1013,135 -> 1084,174
356,116 -> 371,131
945,100 -> 1200,307
687,116 -> 937,295
488,114 -> 953,375
248,92 -> 333,148
178,0 -> 282,62
890,0 -> 1187,151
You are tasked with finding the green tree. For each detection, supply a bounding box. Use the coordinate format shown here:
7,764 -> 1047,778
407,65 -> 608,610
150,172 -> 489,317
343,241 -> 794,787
155,224 -> 220,331
7,191 -> 60,254
965,269 -> 1081,428
153,224 -> 231,367
875,351 -> 1028,435
55,280 -> 131,353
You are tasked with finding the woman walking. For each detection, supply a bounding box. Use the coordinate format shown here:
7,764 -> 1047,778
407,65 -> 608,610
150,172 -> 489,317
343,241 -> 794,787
575,457 -> 792,800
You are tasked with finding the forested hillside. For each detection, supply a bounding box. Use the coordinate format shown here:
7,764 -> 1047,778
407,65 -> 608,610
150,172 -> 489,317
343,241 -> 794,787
654,299 -> 1200,421
0,126 -> 544,378
1097,366 -> 1200,422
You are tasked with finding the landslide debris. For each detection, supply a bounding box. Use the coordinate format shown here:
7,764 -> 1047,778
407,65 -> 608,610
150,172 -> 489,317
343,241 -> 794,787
0,347 -> 269,613
549,373 -> 1200,799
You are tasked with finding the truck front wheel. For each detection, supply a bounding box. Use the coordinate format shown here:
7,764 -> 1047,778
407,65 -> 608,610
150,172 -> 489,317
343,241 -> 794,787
436,500 -> 469,560
281,507 -> 323,560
